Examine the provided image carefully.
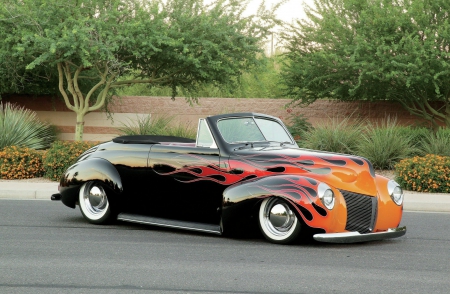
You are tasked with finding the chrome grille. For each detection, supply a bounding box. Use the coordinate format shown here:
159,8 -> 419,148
340,190 -> 377,234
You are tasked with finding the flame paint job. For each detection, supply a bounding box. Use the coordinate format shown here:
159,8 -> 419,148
227,150 -> 378,197
57,112 -> 404,237
222,175 -> 347,234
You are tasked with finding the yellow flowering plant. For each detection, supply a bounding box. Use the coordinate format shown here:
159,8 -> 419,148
395,154 -> 450,193
43,141 -> 98,181
0,146 -> 45,179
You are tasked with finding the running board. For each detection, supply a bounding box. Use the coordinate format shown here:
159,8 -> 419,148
117,213 -> 222,235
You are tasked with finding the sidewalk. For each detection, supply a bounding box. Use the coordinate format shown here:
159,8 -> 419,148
0,181 -> 58,200
0,181 -> 449,212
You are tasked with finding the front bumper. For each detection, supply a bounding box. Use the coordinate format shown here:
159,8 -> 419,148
313,226 -> 406,243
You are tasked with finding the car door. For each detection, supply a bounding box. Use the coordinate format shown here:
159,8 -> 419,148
147,119 -> 227,224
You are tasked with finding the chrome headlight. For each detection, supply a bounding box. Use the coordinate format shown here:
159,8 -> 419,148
318,183 -> 335,210
388,180 -> 404,206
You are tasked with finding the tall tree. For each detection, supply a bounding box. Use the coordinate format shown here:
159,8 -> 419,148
0,0 -> 278,140
282,0 -> 450,128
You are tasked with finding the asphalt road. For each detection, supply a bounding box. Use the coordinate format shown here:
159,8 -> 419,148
1,200 -> 449,294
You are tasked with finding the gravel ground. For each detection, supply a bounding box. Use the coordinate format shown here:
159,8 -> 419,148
375,170 -> 396,180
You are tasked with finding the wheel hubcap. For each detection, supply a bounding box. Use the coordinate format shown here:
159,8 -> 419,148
269,203 -> 294,230
263,198 -> 296,237
83,183 -> 108,215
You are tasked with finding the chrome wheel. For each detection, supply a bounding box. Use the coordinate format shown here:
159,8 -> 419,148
79,182 -> 111,224
259,198 -> 301,243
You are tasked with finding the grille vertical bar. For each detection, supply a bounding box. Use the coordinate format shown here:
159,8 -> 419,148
340,190 -> 377,234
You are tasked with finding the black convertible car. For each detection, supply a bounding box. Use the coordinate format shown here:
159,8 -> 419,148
52,112 -> 406,244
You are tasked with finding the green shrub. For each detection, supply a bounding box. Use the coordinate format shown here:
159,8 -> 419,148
43,141 -> 98,181
0,146 -> 44,179
166,122 -> 197,139
286,113 -> 312,146
418,128 -> 450,156
117,115 -> 196,139
357,118 -> 416,170
395,154 -> 450,193
396,126 -> 429,151
301,116 -> 364,154
0,102 -> 57,150
117,115 -> 173,136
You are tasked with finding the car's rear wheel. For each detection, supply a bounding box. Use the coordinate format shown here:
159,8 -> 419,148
258,197 -> 301,244
79,181 -> 114,224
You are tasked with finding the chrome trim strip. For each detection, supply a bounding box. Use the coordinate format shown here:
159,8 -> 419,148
313,226 -> 406,243
369,197 -> 378,232
117,213 -> 222,235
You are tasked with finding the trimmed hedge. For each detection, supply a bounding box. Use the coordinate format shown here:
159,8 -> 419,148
43,141 -> 98,181
0,146 -> 44,179
395,154 -> 450,193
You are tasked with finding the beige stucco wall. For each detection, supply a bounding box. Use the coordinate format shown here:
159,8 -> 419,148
4,96 -> 423,141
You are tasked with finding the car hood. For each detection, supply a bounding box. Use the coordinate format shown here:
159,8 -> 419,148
228,147 -> 378,196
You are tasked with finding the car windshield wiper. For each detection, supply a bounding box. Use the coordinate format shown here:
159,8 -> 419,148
253,141 -> 293,150
233,141 -> 293,150
232,141 -> 254,150
261,140 -> 292,146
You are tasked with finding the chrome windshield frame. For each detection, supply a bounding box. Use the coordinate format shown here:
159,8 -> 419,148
216,115 -> 296,146
196,118 -> 218,149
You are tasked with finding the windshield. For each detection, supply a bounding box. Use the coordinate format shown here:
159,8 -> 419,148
217,117 -> 294,145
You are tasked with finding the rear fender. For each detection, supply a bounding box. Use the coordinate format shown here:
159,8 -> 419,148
59,158 -> 123,209
221,175 -> 343,233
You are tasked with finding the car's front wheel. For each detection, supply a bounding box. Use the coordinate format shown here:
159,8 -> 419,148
258,197 -> 301,244
79,181 -> 114,224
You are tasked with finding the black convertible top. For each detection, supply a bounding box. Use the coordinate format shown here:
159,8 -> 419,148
112,135 -> 195,144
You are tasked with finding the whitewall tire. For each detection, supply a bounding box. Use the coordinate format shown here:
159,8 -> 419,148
79,181 -> 113,224
259,198 -> 301,244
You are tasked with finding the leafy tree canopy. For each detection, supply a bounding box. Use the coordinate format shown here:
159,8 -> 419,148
282,0 -> 450,128
0,0 -> 280,140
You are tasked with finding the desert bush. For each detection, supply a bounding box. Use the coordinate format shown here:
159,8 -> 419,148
396,126 -> 429,151
43,141 -> 98,181
167,122 -> 197,139
117,115 -> 172,136
395,154 -> 450,193
0,146 -> 44,179
286,114 -> 312,145
418,128 -> 450,157
0,102 -> 56,150
117,115 -> 196,139
357,118 -> 416,169
301,117 -> 364,154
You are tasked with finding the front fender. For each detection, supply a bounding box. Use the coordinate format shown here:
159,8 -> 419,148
221,175 -> 346,234
59,158 -> 123,209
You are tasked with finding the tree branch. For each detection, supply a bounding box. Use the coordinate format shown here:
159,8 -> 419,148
83,65 -> 109,113
62,62 -> 79,110
73,66 -> 85,110
111,69 -> 185,87
57,63 -> 75,111
88,74 -> 116,112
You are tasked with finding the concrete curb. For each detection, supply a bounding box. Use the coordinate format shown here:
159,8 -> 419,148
0,182 -> 58,200
0,182 -> 449,212
403,192 -> 450,213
